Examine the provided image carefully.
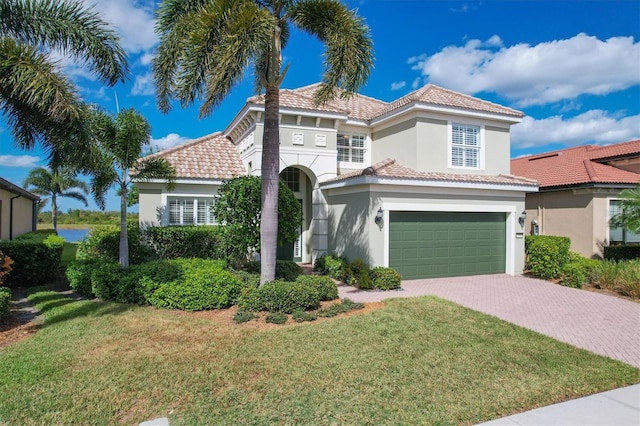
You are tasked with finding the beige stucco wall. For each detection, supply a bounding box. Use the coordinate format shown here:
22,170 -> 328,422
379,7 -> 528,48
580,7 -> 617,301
371,117 -> 421,169
0,189 -> 35,240
524,189 -> 626,258
137,182 -> 220,226
326,184 -> 528,275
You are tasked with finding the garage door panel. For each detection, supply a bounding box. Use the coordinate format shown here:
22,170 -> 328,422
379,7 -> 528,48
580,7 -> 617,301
389,211 -> 506,280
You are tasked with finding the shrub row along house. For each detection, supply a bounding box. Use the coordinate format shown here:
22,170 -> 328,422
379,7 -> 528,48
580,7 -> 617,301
137,83 -> 539,280
512,140 -> 640,259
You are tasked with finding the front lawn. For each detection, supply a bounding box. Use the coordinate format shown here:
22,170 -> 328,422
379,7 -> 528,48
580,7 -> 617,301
0,290 -> 637,425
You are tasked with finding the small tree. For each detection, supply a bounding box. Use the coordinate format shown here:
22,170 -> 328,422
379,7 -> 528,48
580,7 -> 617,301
616,185 -> 640,234
213,176 -> 302,265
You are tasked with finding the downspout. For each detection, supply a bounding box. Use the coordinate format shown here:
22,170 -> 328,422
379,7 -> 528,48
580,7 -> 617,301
9,193 -> 21,240
32,200 -> 40,232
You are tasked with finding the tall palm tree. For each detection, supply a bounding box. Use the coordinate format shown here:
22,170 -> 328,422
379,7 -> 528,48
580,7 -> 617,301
23,166 -> 89,232
153,0 -> 374,283
0,0 -> 128,154
89,108 -> 176,268
618,186 -> 640,233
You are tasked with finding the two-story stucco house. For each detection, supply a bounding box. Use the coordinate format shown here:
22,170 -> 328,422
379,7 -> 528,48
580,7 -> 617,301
138,83 -> 538,280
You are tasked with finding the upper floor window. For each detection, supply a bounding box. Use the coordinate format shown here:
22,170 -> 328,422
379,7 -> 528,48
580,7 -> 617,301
451,124 -> 481,169
168,197 -> 216,226
337,133 -> 366,163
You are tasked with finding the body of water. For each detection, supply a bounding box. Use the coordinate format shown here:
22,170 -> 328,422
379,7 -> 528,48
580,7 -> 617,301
57,229 -> 90,243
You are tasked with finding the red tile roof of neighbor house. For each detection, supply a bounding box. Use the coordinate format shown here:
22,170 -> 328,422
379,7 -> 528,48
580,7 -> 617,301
324,158 -> 538,187
511,140 -> 640,188
143,132 -> 246,179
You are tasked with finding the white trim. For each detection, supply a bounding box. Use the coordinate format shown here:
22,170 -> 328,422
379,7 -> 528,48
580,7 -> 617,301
381,202 -> 517,275
292,132 -> 304,145
142,178 -> 225,185
321,175 -> 538,192
448,122 -> 485,170
315,134 -> 327,147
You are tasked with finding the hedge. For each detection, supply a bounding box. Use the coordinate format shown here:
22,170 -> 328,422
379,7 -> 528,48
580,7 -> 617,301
0,232 -> 64,287
142,226 -> 228,260
0,286 -> 10,318
243,260 -> 302,282
76,222 -> 152,265
371,267 -> 402,290
237,280 -> 321,313
524,235 -> 571,279
294,275 -> 339,301
604,245 -> 640,261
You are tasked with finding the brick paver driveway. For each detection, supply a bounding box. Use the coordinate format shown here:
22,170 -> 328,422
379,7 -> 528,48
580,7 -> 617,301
338,274 -> 640,368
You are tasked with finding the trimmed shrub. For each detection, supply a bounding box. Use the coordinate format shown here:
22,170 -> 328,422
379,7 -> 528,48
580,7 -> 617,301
233,270 -> 261,289
558,262 -> 587,288
0,232 -> 64,287
259,280 -> 320,314
317,298 -> 364,318
236,285 -> 264,313
313,255 -> 327,273
76,222 -> 151,265
295,275 -> 338,301
91,262 -> 127,302
604,245 -> 640,261
292,310 -> 317,322
142,225 -> 227,260
0,286 -> 10,318
66,259 -> 101,297
146,262 -> 242,311
371,267 -> 402,290
348,259 -> 372,289
265,312 -> 288,324
525,235 -> 571,279
233,311 -> 257,324
242,260 -> 302,282
317,254 -> 350,281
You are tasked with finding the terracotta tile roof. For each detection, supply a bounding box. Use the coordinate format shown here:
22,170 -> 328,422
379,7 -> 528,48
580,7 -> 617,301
323,158 -> 538,187
511,141 -> 640,188
290,83 -> 388,120
143,132 -> 246,180
247,87 -> 349,115
374,84 -> 525,119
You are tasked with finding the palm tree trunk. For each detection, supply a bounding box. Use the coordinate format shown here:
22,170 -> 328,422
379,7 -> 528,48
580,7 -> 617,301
260,83 -> 280,284
119,182 -> 129,268
51,195 -> 58,233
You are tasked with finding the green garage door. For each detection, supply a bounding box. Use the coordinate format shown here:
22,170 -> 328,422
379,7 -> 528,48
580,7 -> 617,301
389,211 -> 506,280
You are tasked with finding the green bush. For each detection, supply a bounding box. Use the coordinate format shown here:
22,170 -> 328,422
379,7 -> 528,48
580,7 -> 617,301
592,259 -> 640,299
371,267 -> 402,290
295,275 -> 338,301
65,259 -> 101,297
91,262 -> 124,301
242,260 -> 302,282
558,262 -> 587,288
525,235 -> 571,279
258,280 -> 320,314
233,311 -> 257,324
0,232 -> 64,287
142,226 -> 227,260
348,259 -> 373,289
265,312 -> 288,324
292,310 -> 317,322
0,286 -> 10,318
604,245 -> 640,261
233,270 -> 261,289
313,255 -> 327,273
236,285 -> 264,312
317,254 -> 350,281
317,298 -> 364,318
146,261 -> 241,311
76,222 -> 152,265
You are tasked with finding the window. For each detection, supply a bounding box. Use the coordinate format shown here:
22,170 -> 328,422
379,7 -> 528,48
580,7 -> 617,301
280,167 -> 300,192
337,133 -> 366,163
168,198 -> 216,226
609,200 -> 640,244
451,124 -> 481,168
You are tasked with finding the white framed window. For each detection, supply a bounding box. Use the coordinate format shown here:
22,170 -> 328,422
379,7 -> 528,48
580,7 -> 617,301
337,133 -> 366,163
292,132 -> 304,145
450,123 -> 481,169
609,200 -> 640,244
168,197 -> 216,226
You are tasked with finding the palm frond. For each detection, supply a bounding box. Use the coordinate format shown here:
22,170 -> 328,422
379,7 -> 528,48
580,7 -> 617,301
0,0 -> 128,85
132,158 -> 176,190
288,0 -> 373,105
59,190 -> 89,206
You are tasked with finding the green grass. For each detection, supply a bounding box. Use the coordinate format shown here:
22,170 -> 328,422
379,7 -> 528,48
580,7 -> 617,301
0,291 -> 637,425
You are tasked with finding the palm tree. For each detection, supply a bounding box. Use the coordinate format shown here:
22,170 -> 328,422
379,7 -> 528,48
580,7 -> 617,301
23,167 -> 89,232
0,0 -> 128,154
153,0 -> 374,283
618,186 -> 640,233
89,108 -> 176,268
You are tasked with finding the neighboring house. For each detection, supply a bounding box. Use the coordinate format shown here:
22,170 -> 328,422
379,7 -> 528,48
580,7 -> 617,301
0,177 -> 39,240
511,140 -> 640,258
138,83 -> 538,279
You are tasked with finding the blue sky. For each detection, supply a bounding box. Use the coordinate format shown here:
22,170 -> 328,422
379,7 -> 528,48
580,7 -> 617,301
1,0 -> 639,211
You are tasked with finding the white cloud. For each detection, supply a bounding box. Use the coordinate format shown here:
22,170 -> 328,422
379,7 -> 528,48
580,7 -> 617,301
0,155 -> 40,167
511,110 -> 640,149
131,72 -> 155,96
390,81 -> 406,91
150,133 -> 192,151
411,33 -> 640,106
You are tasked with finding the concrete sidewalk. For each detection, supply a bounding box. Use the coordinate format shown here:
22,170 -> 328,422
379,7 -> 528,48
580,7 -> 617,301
476,384 -> 640,425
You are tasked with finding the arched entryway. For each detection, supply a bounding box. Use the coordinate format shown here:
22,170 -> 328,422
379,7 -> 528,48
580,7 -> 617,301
278,166 -> 315,263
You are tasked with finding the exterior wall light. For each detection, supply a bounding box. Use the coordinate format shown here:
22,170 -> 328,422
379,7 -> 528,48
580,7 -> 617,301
374,207 -> 384,228
518,211 -> 527,227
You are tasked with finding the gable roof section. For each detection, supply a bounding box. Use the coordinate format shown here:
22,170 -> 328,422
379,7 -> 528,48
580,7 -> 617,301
373,84 -> 525,121
323,158 -> 538,188
143,132 -> 246,180
511,141 -> 640,189
0,177 -> 39,201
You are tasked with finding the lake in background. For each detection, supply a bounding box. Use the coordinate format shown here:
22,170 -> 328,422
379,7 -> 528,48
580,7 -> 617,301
57,229 -> 90,243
